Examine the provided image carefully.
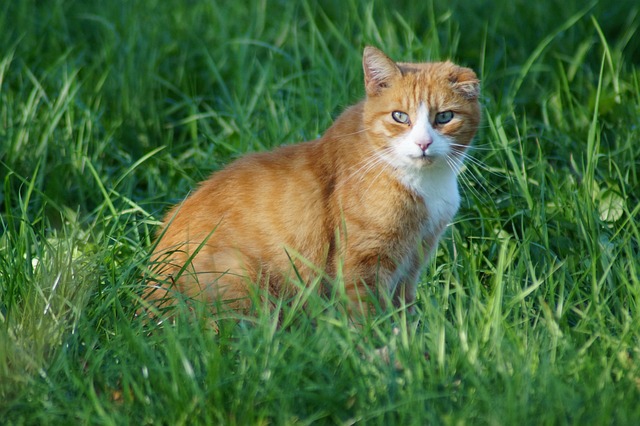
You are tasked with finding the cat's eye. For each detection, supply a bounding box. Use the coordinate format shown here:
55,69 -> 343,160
392,111 -> 410,124
435,111 -> 454,125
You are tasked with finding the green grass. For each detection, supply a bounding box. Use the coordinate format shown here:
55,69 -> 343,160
2,0 -> 640,424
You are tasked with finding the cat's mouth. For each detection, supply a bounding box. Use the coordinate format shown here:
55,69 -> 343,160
415,153 -> 436,165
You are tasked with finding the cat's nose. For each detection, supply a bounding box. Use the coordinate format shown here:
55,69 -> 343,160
416,140 -> 432,152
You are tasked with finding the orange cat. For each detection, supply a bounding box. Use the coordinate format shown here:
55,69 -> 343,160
145,46 -> 480,316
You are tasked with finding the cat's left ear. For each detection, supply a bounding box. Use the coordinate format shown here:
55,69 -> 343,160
363,46 -> 402,96
449,67 -> 480,100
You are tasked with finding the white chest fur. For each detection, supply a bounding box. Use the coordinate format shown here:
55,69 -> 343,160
400,164 -> 460,239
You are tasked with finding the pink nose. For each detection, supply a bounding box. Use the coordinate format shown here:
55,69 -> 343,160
416,140 -> 432,152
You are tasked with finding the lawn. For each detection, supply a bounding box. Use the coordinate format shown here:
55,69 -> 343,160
1,0 -> 640,424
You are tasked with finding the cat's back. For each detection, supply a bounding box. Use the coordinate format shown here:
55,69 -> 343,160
192,139 -> 326,205
158,138 -> 333,243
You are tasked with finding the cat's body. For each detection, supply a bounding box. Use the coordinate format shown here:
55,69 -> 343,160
146,47 -> 480,315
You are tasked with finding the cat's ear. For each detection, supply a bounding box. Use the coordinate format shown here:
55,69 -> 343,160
449,66 -> 480,100
363,46 -> 401,96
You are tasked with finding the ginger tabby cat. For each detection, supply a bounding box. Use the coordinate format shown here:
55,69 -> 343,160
145,46 -> 480,317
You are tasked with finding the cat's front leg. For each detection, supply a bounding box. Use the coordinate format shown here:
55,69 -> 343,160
392,281 -> 418,314
389,245 -> 427,312
339,256 -> 401,317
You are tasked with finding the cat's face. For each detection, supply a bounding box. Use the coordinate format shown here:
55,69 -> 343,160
362,47 -> 481,172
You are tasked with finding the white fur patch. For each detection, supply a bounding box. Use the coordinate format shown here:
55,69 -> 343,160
401,164 -> 460,238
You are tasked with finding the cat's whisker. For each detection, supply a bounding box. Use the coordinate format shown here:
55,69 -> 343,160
340,146 -> 394,187
448,154 -> 478,181
340,157 -> 381,186
334,145 -> 400,198
361,150 -> 399,195
452,169 -> 485,203
449,142 -> 494,152
358,164 -> 393,197
463,160 -> 505,187
331,127 -> 371,140
445,154 -> 467,176
363,163 -> 391,196
452,150 -> 501,178
456,153 -> 486,171
447,154 -> 495,203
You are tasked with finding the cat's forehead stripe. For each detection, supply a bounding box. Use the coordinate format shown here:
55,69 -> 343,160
392,66 -> 467,109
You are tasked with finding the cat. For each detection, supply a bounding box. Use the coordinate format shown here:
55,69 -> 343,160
144,46 -> 480,318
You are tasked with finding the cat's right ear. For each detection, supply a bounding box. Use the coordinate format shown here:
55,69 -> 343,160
363,46 -> 401,96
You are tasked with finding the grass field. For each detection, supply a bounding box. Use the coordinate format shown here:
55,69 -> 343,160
1,0 -> 640,424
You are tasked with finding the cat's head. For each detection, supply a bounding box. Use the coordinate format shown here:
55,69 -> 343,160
362,46 -> 481,172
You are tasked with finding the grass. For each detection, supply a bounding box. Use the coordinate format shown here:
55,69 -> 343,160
1,0 -> 640,424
